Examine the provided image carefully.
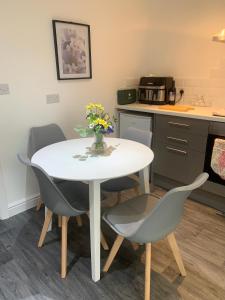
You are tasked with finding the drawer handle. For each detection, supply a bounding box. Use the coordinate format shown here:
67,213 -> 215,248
167,136 -> 188,144
168,121 -> 190,128
166,146 -> 187,155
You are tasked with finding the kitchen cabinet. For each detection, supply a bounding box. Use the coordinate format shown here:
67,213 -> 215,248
117,105 -> 225,211
152,115 -> 209,184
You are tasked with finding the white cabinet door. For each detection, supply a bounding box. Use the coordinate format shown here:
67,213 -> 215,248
119,112 -> 152,138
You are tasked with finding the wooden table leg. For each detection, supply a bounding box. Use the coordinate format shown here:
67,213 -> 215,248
89,180 -> 101,282
139,166 -> 150,194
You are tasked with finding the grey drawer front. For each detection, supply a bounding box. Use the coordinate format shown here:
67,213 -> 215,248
155,115 -> 209,136
154,115 -> 209,152
153,141 -> 205,184
154,134 -> 207,152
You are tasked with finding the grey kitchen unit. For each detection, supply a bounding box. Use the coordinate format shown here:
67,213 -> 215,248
117,106 -> 225,212
153,114 -> 208,184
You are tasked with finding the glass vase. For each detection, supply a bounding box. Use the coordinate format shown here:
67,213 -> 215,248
91,133 -> 106,153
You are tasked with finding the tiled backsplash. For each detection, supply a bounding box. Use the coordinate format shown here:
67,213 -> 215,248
176,77 -> 225,108
125,76 -> 225,108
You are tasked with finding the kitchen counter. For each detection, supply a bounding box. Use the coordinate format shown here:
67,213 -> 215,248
117,102 -> 225,211
116,103 -> 225,123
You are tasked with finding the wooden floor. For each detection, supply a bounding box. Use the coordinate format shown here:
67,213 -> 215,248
0,188 -> 225,300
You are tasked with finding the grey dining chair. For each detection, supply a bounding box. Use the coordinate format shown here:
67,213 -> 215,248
28,123 -> 66,212
101,127 -> 153,203
17,154 -> 109,278
28,123 -> 66,159
102,172 -> 209,300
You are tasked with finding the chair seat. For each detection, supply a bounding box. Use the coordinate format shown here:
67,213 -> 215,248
56,180 -> 106,213
101,176 -> 138,192
103,194 -> 159,238
56,181 -> 90,212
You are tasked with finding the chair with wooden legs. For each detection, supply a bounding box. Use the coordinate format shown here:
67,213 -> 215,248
101,127 -> 152,204
17,154 -> 109,278
28,123 -> 66,211
103,173 -> 209,300
27,123 -> 83,227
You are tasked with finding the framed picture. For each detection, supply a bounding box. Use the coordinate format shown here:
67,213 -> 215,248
52,20 -> 92,80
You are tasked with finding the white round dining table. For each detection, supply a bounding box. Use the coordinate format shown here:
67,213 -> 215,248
32,137 -> 154,282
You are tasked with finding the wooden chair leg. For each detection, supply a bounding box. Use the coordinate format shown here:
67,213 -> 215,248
76,215 -> 83,227
61,216 -> 69,279
103,235 -> 124,272
145,243 -> 151,300
134,186 -> 139,196
117,192 -> 122,204
36,198 -> 43,211
38,209 -> 53,247
167,232 -> 187,277
58,216 -> 62,227
101,232 -> 109,250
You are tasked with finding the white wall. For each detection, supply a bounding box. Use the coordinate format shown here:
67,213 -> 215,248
1,0 -> 225,218
146,0 -> 225,108
0,0 -> 151,217
0,162 -> 8,219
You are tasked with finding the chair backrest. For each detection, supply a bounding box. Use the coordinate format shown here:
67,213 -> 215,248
17,153 -> 84,216
121,127 -> 152,148
129,173 -> 209,243
28,123 -> 66,159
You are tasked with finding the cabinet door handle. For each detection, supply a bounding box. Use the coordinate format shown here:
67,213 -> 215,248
168,121 -> 190,128
167,136 -> 188,144
166,146 -> 187,155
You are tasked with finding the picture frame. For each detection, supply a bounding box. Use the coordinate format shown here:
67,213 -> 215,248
52,20 -> 92,80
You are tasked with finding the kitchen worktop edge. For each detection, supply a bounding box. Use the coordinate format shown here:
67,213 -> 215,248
116,103 -> 225,123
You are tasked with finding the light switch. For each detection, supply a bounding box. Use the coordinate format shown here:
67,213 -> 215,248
0,84 -> 10,95
46,94 -> 60,104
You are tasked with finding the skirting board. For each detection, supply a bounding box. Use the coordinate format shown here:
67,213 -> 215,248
8,194 -> 40,218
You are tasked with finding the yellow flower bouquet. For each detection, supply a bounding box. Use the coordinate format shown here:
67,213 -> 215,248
75,103 -> 115,152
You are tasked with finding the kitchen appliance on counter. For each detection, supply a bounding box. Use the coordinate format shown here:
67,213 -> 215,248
117,89 -> 137,105
138,77 -> 175,105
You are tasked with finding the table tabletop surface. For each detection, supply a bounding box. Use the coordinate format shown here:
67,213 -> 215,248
31,137 -> 154,181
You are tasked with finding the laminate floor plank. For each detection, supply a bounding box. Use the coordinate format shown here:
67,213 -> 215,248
0,188 -> 224,299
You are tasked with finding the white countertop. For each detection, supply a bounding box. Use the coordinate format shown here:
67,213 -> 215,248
116,103 -> 225,123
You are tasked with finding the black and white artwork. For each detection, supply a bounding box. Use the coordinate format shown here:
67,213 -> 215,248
52,20 -> 92,80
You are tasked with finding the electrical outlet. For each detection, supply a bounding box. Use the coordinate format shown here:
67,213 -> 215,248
46,94 -> 60,104
0,84 -> 10,95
